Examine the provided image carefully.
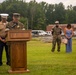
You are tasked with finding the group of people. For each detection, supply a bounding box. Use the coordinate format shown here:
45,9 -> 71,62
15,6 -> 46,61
0,13 -> 74,66
0,13 -> 25,66
51,21 -> 73,53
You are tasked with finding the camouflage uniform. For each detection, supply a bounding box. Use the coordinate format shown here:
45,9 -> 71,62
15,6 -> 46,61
5,20 -> 25,66
6,13 -> 25,30
51,26 -> 62,52
6,21 -> 25,30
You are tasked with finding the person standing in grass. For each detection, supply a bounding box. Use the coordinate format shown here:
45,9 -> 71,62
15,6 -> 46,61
0,14 -> 10,66
51,21 -> 62,52
6,13 -> 25,66
64,24 -> 73,53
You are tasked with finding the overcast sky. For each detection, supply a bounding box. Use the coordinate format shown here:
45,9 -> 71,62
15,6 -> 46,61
0,0 -> 76,7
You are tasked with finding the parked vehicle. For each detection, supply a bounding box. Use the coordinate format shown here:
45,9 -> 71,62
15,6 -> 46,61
32,30 -> 47,36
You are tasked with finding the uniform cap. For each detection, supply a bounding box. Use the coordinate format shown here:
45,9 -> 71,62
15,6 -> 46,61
55,21 -> 59,24
13,13 -> 20,19
13,13 -> 20,16
0,13 -> 9,19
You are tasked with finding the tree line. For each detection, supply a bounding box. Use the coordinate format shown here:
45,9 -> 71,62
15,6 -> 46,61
0,0 -> 76,30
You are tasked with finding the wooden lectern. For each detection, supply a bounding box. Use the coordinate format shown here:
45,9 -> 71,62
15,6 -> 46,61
6,30 -> 31,73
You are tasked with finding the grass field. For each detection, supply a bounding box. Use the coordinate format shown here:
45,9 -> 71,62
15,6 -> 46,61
0,39 -> 76,75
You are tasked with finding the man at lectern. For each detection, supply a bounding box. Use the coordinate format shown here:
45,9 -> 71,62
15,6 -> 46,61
6,13 -> 25,30
0,13 -> 10,66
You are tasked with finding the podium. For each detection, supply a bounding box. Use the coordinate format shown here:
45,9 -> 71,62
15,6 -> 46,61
6,30 -> 31,73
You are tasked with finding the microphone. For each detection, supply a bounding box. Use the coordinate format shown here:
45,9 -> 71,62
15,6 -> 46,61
11,22 -> 18,28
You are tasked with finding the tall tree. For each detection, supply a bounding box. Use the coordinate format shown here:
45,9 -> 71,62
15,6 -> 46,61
54,2 -> 65,23
27,0 -> 37,29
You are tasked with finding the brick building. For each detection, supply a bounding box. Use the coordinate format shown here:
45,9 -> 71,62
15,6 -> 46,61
46,24 -> 75,31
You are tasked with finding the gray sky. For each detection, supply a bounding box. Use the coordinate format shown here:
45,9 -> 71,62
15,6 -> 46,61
0,0 -> 76,7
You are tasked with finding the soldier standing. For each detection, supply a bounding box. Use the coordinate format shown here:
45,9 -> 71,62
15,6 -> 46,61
6,13 -> 25,66
0,14 -> 10,66
51,21 -> 62,52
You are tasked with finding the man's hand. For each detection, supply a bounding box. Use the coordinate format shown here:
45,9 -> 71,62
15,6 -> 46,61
0,37 -> 6,43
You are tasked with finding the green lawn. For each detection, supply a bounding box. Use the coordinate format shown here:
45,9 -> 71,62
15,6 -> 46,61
0,39 -> 76,75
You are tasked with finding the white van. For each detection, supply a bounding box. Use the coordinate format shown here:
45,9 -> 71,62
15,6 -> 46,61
32,30 -> 47,36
